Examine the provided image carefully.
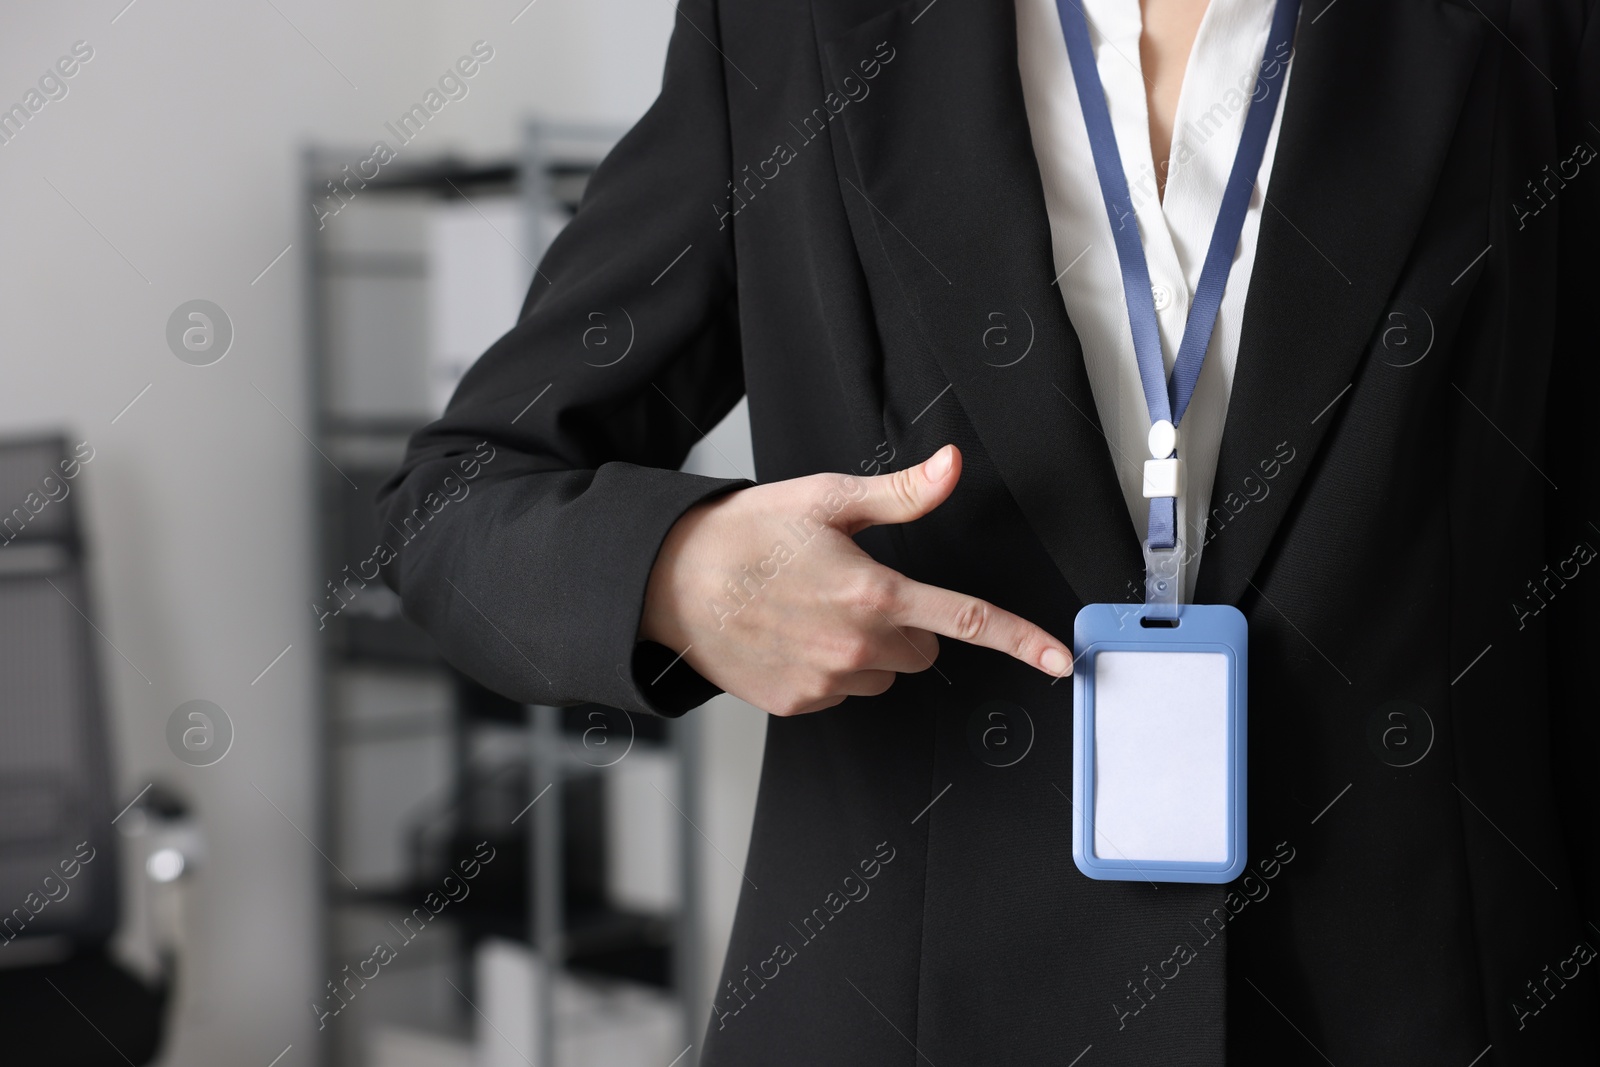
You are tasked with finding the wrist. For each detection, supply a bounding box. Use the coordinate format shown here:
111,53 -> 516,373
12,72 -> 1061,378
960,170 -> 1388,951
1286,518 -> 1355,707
640,495 -> 718,647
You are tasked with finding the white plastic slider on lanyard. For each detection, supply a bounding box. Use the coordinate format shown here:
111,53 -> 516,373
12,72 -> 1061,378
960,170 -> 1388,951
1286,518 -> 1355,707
1142,418 -> 1182,619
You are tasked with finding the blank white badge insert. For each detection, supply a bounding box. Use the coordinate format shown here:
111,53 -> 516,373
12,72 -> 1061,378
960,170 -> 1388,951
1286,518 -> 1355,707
1092,649 -> 1229,864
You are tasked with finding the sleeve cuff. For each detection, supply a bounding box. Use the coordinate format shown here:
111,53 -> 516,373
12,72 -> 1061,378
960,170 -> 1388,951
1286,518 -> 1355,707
628,640 -> 726,717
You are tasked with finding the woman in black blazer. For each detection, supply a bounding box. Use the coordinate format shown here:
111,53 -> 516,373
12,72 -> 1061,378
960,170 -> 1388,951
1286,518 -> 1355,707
378,0 -> 1600,1061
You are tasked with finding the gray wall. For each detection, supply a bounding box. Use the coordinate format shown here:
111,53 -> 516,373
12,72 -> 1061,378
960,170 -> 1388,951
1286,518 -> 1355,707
0,2 -> 759,1064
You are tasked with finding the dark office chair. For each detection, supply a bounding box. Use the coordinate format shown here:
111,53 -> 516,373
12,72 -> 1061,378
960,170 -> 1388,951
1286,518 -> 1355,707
0,434 -> 171,1064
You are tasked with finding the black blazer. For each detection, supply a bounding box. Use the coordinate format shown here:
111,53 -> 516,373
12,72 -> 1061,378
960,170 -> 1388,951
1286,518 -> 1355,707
378,0 -> 1600,1061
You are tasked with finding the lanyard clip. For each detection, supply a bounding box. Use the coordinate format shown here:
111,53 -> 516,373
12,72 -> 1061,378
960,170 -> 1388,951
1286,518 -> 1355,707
1143,539 -> 1182,620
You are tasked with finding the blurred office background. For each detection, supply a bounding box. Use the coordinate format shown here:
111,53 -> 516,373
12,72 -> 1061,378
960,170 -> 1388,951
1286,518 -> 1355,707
0,2 -> 764,1065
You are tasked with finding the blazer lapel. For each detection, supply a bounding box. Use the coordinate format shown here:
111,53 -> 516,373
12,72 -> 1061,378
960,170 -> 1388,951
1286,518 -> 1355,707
1193,0 -> 1484,605
817,0 -> 1484,610
817,0 -> 1143,607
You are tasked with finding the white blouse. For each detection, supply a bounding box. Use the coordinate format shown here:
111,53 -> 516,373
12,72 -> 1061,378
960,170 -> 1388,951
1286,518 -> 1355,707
1015,0 -> 1295,600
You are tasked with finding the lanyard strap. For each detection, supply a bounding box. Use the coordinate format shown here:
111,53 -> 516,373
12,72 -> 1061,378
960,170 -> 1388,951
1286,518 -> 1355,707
1055,0 -> 1299,560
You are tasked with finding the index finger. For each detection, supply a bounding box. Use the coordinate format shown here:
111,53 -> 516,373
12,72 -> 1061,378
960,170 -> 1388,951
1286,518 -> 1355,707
885,577 -> 1072,677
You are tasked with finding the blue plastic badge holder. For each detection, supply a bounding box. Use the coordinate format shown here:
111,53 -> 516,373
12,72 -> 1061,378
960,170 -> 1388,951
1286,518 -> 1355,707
1072,602 -> 1247,883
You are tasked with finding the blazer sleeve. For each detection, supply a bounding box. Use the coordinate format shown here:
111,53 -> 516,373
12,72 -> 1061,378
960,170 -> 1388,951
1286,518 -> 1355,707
1544,0 -> 1600,921
375,0 -> 750,716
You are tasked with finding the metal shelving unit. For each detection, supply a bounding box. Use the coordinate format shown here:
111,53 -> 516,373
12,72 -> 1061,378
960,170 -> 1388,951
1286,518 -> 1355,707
303,120 -> 703,1067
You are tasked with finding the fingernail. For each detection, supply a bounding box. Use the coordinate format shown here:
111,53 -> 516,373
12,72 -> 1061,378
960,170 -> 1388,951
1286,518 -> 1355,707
924,445 -> 953,482
1042,647 -> 1071,676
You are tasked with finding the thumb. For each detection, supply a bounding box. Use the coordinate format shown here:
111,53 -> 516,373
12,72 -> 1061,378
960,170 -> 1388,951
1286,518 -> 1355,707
842,444 -> 961,533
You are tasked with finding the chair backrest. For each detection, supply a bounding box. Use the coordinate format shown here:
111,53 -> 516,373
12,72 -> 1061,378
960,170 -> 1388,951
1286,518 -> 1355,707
0,434 -> 120,957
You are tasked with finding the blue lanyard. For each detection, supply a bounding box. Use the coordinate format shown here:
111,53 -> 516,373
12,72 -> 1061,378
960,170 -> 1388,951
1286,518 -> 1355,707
1054,0 -> 1299,559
